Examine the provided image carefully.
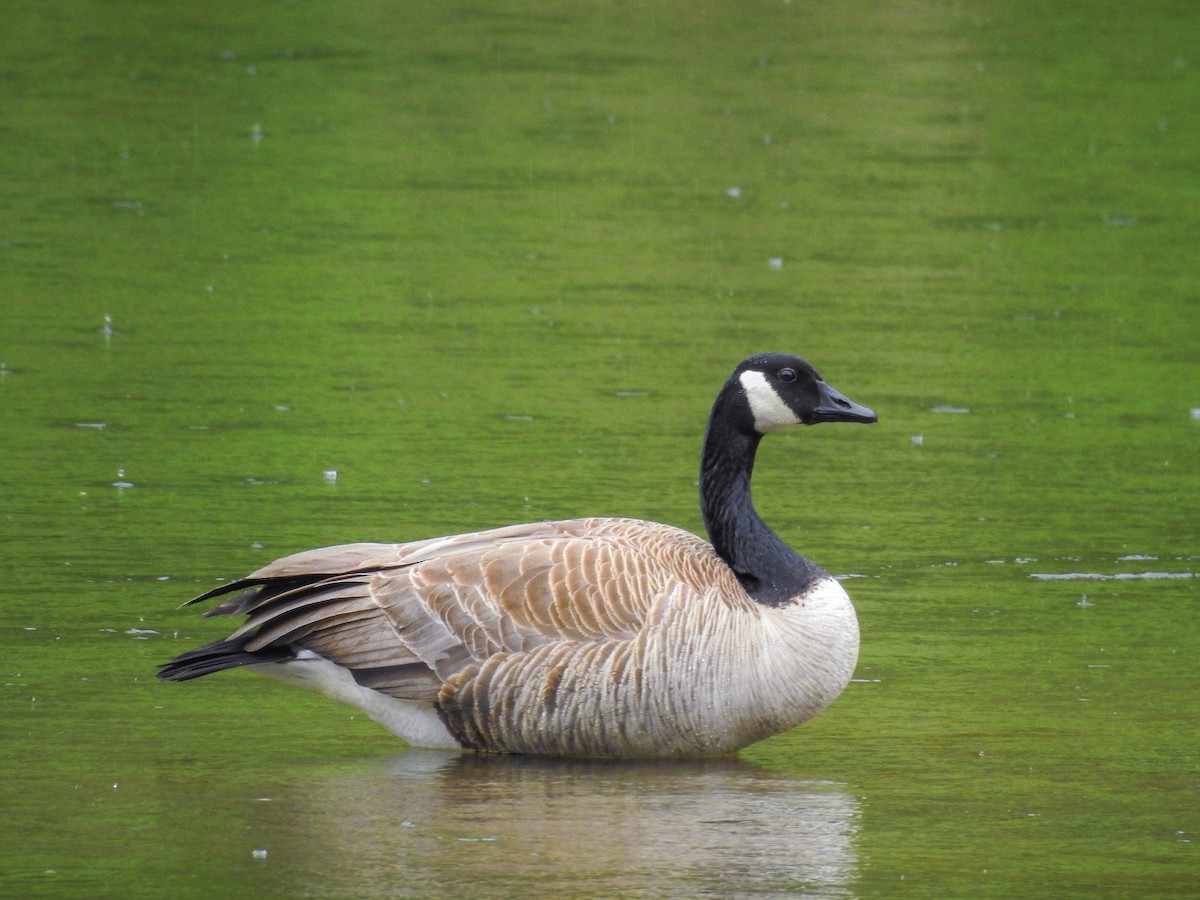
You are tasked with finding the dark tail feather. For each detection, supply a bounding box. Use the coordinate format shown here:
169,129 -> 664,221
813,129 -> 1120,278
157,638 -> 294,682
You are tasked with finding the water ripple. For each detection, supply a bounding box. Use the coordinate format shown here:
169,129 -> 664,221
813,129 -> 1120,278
1030,571 -> 1194,581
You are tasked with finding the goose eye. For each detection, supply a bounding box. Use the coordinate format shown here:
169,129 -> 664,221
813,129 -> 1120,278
777,367 -> 797,383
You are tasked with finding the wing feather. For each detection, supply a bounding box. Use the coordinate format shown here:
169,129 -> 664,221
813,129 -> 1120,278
172,518 -> 745,723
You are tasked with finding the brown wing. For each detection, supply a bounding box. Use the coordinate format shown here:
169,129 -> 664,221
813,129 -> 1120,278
191,517 -> 737,704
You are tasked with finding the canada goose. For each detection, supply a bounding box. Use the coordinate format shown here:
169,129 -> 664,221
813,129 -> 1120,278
158,353 -> 876,758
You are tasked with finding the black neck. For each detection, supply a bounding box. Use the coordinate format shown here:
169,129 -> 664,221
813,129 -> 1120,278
699,392 -> 824,606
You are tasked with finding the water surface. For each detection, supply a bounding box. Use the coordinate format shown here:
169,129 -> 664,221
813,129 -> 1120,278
2,1 -> 1197,897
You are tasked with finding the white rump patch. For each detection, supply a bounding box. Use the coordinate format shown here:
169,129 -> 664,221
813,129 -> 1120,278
249,650 -> 461,750
739,370 -> 802,432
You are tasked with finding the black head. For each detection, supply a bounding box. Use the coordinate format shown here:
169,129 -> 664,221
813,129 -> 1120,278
730,352 -> 877,433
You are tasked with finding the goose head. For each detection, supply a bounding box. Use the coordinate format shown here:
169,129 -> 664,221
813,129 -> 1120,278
728,352 -> 877,434
700,352 -> 876,607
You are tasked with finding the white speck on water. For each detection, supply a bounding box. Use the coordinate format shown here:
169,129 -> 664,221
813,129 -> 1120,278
726,186 -> 742,198
615,391 -> 647,397
100,314 -> 115,337
204,285 -> 214,292
112,469 -> 134,489
251,541 -> 264,549
1103,215 -> 1137,226
323,470 -> 338,482
274,405 -> 291,412
911,435 -> 924,445
401,820 -> 416,828
1118,554 -> 1157,561
768,257 -> 783,269
1077,596 -> 1096,607
505,415 -> 534,421
251,123 -> 263,143
252,848 -> 268,859
156,575 -> 170,581
126,628 -> 158,635
930,405 -> 970,413
76,422 -> 106,429
1190,408 -> 1200,420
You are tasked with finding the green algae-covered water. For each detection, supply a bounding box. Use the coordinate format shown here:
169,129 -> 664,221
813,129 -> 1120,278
2,1 -> 1197,896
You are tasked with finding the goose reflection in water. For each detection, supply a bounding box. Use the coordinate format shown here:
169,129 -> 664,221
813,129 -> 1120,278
253,750 -> 859,897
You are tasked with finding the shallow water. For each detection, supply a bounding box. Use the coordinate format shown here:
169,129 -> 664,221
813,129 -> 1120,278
2,1 -> 1198,897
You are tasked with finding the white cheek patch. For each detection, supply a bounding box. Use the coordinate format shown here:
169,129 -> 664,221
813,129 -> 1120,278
740,370 -> 803,432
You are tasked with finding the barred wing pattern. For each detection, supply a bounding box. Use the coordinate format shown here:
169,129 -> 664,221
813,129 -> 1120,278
175,517 -> 784,757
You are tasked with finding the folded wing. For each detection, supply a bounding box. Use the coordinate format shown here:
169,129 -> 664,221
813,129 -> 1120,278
163,518 -> 738,712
